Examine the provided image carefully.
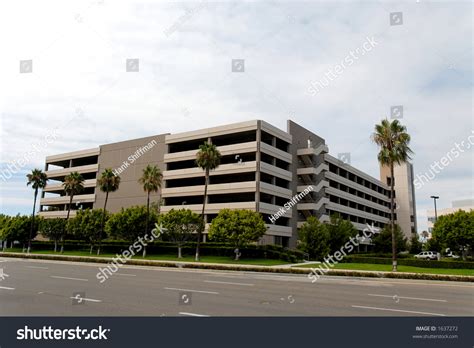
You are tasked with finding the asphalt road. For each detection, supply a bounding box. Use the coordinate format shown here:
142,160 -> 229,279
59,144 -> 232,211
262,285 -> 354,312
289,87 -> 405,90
0,257 -> 473,317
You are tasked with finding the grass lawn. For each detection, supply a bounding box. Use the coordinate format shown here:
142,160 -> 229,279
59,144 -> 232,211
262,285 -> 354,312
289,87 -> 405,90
0,248 -> 287,266
294,262 -> 474,276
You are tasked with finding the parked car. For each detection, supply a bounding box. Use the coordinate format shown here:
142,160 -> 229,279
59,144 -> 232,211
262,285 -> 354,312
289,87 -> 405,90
414,251 -> 437,260
445,251 -> 460,259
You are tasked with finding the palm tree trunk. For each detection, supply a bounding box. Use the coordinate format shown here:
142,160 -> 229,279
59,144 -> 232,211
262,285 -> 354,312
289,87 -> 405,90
62,195 -> 74,253
28,189 -> 38,253
196,168 -> 209,261
98,191 -> 109,255
390,163 -> 397,272
143,191 -> 150,258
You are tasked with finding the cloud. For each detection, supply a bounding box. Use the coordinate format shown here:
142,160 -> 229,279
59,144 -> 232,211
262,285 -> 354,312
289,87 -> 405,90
0,1 -> 472,233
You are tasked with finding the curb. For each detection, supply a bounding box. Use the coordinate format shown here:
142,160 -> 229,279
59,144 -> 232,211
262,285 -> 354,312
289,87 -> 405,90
1,252 -> 473,282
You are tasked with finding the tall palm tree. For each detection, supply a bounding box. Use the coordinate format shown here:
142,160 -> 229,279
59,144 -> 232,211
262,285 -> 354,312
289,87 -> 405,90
138,164 -> 162,257
62,171 -> 84,253
195,141 -> 221,261
97,168 -> 121,255
372,119 -> 413,272
26,169 -> 48,253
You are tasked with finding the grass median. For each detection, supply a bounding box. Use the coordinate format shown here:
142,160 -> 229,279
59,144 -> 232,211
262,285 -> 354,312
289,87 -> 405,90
294,262 -> 474,276
1,248 -> 287,266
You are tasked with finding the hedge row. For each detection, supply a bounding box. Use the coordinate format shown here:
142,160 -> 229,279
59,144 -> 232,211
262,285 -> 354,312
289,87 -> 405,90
2,252 -> 473,282
341,256 -> 474,269
353,253 -> 411,259
29,241 -> 305,263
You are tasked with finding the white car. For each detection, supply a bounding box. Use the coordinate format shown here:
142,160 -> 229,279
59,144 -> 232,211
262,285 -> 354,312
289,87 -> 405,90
414,251 -> 437,260
445,251 -> 460,259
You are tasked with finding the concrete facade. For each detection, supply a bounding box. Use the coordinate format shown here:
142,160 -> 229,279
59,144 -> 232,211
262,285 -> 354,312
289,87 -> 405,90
380,162 -> 417,239
427,199 -> 474,233
39,119 -> 416,247
95,134 -> 167,213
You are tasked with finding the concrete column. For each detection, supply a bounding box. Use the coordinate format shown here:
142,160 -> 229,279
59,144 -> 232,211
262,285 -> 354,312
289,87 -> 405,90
255,124 -> 261,212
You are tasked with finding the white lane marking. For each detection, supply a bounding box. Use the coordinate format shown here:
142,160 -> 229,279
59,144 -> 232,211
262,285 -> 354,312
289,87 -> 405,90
351,305 -> 446,317
164,287 -> 219,295
0,286 -> 15,290
26,266 -> 49,269
50,276 -> 88,282
69,296 -> 102,303
368,294 -> 447,302
115,273 -> 136,277
179,312 -> 210,317
6,258 -> 473,289
208,273 -> 309,283
204,280 -> 254,286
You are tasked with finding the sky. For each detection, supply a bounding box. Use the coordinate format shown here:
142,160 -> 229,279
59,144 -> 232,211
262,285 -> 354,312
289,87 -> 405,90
0,0 -> 472,233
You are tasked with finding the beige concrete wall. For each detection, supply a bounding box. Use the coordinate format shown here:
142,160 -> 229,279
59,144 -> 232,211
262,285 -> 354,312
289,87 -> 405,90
287,120 -> 327,247
380,162 -> 417,238
95,134 -> 168,213
427,205 -> 473,232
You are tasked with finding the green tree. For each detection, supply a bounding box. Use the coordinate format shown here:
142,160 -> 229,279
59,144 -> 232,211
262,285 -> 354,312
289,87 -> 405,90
97,168 -> 121,255
40,218 -> 66,252
326,214 -> 358,254
372,224 -> 407,254
372,119 -> 413,271
62,171 -> 85,253
297,217 -> 330,261
2,215 -> 43,250
138,164 -> 162,257
106,205 -> 158,257
159,209 -> 202,258
425,236 -> 442,252
432,210 -> 474,260
0,214 -> 12,249
26,169 -> 48,253
68,209 -> 107,254
195,141 -> 221,261
208,209 -> 266,260
409,234 -> 422,254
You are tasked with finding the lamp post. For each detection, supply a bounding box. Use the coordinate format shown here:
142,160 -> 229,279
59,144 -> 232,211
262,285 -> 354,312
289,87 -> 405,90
430,195 -> 439,222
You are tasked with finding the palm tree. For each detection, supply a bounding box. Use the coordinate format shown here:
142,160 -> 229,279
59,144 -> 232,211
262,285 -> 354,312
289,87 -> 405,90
195,141 -> 221,261
372,119 -> 413,271
62,171 -> 84,253
97,169 -> 121,255
26,169 -> 48,253
138,164 -> 162,257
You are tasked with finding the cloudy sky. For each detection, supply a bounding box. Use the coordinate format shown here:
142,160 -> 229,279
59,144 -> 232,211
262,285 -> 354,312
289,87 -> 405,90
0,0 -> 472,232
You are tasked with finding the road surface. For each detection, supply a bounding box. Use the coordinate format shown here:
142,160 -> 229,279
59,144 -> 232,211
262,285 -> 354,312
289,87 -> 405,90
0,257 -> 472,317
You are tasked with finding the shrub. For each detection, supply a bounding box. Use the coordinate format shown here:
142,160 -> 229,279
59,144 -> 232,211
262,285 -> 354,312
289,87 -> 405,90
341,255 -> 474,269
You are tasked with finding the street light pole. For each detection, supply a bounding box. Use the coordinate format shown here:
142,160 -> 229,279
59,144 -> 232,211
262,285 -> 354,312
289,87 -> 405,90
430,195 -> 439,222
